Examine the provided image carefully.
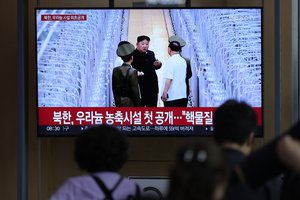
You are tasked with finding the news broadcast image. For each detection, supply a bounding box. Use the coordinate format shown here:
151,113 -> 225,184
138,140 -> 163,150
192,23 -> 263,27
36,8 -> 262,136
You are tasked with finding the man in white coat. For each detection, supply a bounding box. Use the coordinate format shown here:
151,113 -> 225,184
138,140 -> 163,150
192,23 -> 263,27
161,36 -> 187,107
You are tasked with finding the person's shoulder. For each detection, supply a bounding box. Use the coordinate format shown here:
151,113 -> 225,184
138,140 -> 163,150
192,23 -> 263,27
129,67 -> 137,72
113,66 -> 122,71
224,148 -> 246,166
129,67 -> 138,75
66,174 -> 92,183
178,55 -> 188,65
169,54 -> 182,61
112,67 -> 118,74
54,174 -> 91,191
177,54 -> 186,60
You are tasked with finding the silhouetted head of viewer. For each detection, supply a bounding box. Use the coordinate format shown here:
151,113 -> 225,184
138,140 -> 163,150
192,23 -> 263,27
74,124 -> 129,173
213,99 -> 257,156
168,140 -> 229,200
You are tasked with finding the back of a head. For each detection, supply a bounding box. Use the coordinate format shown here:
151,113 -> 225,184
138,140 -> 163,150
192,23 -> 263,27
117,42 -> 135,63
168,140 -> 229,200
213,100 -> 257,145
74,124 -> 129,173
168,41 -> 182,52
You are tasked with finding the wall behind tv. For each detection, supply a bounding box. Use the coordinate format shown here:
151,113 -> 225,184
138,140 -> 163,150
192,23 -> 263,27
0,0 -> 17,199
0,0 -> 297,199
28,0 -> 294,199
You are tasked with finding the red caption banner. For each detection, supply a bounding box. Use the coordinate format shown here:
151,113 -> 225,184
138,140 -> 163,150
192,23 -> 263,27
41,14 -> 87,21
39,107 -> 262,126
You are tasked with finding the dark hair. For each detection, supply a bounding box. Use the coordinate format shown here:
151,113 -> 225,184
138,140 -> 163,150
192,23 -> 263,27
168,140 -> 229,200
74,124 -> 129,173
121,53 -> 133,62
168,41 -> 181,52
137,35 -> 150,43
213,99 -> 257,145
118,41 -> 130,47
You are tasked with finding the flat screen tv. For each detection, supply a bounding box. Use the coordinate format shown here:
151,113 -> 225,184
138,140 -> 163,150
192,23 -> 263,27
36,7 -> 262,136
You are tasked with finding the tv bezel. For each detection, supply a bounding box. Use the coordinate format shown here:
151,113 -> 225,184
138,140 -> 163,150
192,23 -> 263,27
34,7 -> 264,137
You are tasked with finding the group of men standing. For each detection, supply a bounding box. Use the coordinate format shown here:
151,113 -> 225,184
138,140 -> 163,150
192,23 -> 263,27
112,34 -> 192,107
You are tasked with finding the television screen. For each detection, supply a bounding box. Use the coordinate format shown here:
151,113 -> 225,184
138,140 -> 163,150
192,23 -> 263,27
36,8 -> 262,136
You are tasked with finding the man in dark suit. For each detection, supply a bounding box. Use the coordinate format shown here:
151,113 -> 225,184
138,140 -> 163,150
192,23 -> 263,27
213,99 -> 281,200
131,35 -> 162,107
112,43 -> 141,107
